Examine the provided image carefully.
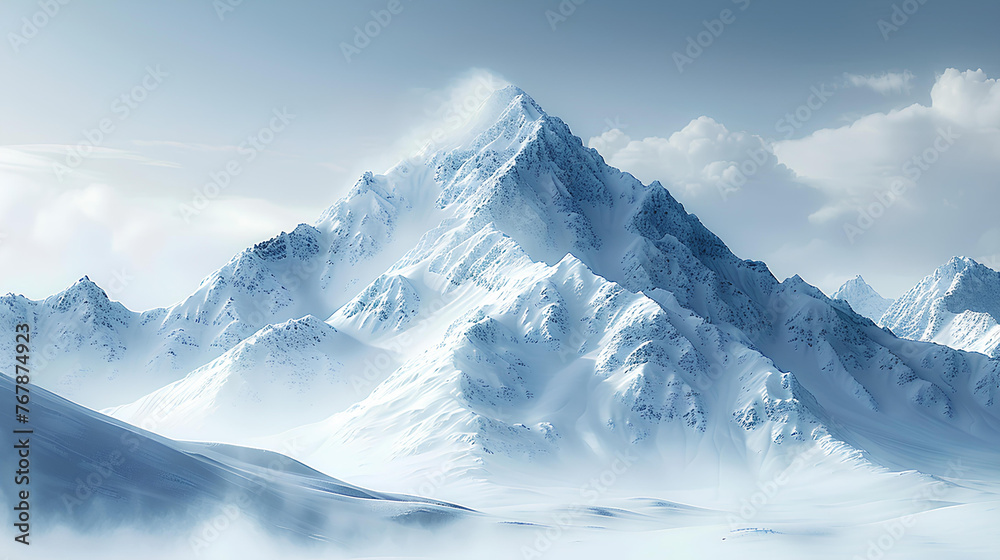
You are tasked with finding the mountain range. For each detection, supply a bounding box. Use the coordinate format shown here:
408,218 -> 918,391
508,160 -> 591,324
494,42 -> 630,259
833,257 -> 1000,358
3,86 -> 1000,559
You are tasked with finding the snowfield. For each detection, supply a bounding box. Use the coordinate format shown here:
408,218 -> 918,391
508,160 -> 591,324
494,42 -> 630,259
3,86 -> 1000,559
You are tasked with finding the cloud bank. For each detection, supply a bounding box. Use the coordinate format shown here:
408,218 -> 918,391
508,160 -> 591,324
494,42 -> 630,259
586,68 -> 1000,297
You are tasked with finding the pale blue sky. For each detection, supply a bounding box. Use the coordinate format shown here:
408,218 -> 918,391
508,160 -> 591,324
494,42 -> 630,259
2,0 -> 999,309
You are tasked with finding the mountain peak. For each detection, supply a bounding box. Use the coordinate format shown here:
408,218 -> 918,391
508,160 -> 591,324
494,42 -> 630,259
928,256 -> 999,291
880,256 -> 1000,355
64,275 -> 110,300
942,255 -> 977,272
427,85 -> 550,157
480,85 -> 545,118
832,275 -> 894,322
840,275 -> 869,289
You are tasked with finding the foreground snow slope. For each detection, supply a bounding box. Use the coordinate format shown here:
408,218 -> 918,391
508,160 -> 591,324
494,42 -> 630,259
5,375 -> 1000,560
880,256 -> 1000,358
0,373 -> 471,549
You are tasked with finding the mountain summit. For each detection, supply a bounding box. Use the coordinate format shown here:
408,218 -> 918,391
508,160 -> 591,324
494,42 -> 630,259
881,256 -> 1000,357
831,275 -> 894,322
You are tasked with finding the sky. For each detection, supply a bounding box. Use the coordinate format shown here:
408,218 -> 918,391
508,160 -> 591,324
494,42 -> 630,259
1,0 -> 999,310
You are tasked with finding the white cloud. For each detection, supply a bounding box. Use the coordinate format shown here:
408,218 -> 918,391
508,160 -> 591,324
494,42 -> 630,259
930,68 -> 1000,127
393,68 -> 511,163
588,128 -> 631,161
581,68 -> 1000,299
844,71 -> 915,96
0,146 -> 312,310
765,68 -> 1000,295
587,116 -> 793,199
775,68 -> 1000,220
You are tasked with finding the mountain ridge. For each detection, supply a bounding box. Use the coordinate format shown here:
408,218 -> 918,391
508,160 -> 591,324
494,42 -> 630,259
880,256 -> 1000,358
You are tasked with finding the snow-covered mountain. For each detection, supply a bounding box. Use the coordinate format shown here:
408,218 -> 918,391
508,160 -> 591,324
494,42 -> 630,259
0,168 -> 446,409
4,86 -> 1000,558
103,315 -> 391,441
104,87 -> 1000,487
831,275 -> 894,323
880,256 -> 1000,358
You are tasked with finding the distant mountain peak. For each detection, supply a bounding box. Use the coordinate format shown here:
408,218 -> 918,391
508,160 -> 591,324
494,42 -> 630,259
832,275 -> 894,323
55,275 -> 114,306
881,256 -> 1000,357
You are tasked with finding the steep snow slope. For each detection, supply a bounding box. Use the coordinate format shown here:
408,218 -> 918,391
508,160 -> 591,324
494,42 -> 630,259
831,275 -> 895,323
880,257 -> 1000,358
104,315 -> 391,441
